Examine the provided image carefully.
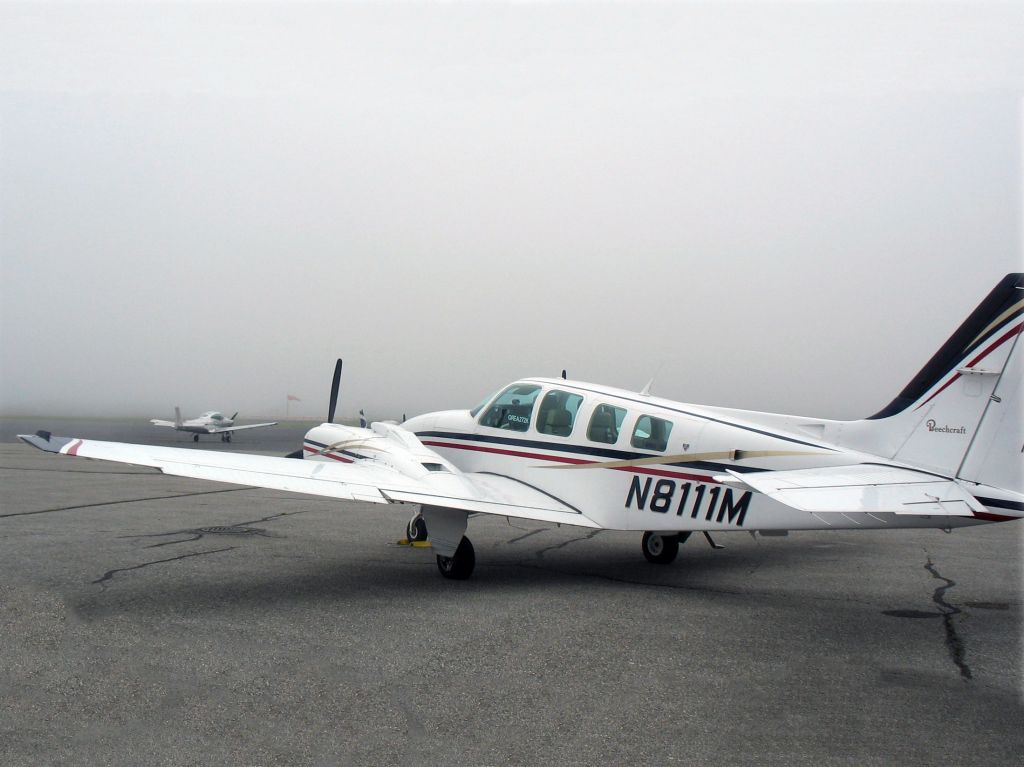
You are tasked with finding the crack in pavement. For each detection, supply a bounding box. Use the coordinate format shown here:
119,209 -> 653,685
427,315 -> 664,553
0,487 -> 251,519
924,555 -> 973,680
506,528 -> 544,545
532,529 -> 603,560
91,546 -> 237,589
119,510 -> 312,548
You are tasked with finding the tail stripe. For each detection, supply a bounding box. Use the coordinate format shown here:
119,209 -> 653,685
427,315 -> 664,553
869,274 -> 1024,419
913,320 -> 1024,411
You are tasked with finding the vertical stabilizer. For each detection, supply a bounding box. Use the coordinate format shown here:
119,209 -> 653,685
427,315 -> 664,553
847,274 -> 1023,483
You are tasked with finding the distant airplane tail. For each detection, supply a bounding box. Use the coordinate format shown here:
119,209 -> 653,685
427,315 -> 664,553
174,406 -> 183,429
844,273 -> 1022,490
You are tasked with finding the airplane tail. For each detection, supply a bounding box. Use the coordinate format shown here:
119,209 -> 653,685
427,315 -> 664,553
174,406 -> 183,429
844,273 -> 1023,490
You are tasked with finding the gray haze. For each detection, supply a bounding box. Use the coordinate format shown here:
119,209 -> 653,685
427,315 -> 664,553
2,2 -> 1022,423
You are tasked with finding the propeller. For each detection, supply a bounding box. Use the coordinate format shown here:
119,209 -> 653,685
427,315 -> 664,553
230,411 -> 238,421
286,358 -> 342,460
327,358 -> 343,424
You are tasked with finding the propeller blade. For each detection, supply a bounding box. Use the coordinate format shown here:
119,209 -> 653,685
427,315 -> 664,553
328,358 -> 343,424
230,412 -> 238,421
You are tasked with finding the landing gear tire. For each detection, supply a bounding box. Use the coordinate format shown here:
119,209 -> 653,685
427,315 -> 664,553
407,514 -> 428,542
193,434 -> 200,442
436,536 -> 475,580
642,531 -> 679,564
226,433 -> 232,443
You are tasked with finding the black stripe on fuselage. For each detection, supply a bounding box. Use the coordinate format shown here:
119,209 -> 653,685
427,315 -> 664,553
415,430 -> 769,474
975,496 -> 1024,513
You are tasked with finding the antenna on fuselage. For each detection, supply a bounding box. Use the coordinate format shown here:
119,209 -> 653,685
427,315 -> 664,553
640,362 -> 665,396
328,358 -> 343,424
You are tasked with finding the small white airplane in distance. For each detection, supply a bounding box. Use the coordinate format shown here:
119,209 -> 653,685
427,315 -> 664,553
22,274 -> 1023,581
150,408 -> 278,442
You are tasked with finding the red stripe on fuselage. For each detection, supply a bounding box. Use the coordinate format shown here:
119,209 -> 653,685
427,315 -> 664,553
972,509 -> 1017,522
915,321 -> 1024,411
421,439 -> 721,485
67,439 -> 82,456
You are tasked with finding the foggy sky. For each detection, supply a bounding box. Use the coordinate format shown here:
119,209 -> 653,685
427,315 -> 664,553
2,2 -> 1022,423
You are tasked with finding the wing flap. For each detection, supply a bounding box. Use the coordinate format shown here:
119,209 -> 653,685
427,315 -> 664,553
383,472 -> 599,528
722,464 -> 985,516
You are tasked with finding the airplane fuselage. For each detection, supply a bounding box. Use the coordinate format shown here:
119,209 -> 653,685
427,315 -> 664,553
302,377 -> 1022,535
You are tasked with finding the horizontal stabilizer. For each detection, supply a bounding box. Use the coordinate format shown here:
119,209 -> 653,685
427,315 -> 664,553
719,464 -> 985,516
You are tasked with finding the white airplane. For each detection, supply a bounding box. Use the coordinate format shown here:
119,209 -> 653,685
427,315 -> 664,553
21,275 -> 1023,580
150,408 -> 277,442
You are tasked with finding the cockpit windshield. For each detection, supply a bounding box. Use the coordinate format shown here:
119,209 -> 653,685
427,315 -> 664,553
469,389 -> 502,417
478,384 -> 542,432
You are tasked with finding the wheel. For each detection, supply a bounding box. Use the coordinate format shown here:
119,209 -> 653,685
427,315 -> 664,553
436,536 -> 475,580
193,434 -> 199,442
407,514 -> 428,542
641,531 -> 679,564
226,433 -> 232,443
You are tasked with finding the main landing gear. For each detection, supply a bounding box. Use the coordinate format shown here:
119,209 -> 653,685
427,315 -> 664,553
436,536 -> 475,580
220,433 -> 232,443
641,531 -> 693,564
193,434 -> 200,442
406,512 -> 428,542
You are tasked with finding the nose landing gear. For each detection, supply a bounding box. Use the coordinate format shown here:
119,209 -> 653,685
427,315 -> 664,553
641,531 -> 680,564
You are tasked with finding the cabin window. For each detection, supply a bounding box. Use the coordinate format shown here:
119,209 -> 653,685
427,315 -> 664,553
587,403 -> 626,444
536,390 -> 584,437
631,414 -> 673,452
478,384 -> 542,432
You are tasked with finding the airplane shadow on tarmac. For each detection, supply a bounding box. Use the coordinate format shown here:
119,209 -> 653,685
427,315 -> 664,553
67,531 -> 889,622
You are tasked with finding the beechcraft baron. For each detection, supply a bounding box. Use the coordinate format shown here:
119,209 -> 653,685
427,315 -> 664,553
22,275 -> 1024,580
150,408 -> 277,442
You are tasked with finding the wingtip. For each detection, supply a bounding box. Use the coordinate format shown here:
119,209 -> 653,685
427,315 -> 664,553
18,432 -> 74,454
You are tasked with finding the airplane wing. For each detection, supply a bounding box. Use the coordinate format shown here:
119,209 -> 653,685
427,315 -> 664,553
206,422 -> 278,434
17,432 -> 598,528
718,464 -> 986,516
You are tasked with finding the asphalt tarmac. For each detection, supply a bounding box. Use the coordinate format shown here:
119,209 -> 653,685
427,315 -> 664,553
0,419 -> 1021,766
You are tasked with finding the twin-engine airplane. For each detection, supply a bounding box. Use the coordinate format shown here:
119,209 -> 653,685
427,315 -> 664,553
150,408 -> 277,442
22,275 -> 1023,580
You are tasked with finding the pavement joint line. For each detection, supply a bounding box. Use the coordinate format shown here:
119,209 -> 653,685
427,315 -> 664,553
0,466 -> 158,475
0,486 -> 252,519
